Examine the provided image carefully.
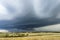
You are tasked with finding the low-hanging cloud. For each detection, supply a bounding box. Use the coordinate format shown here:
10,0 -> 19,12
34,24 -> 60,32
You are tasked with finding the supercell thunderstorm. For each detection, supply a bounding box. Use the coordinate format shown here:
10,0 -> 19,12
0,0 -> 60,32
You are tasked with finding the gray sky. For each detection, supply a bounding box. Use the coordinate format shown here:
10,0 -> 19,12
0,0 -> 60,32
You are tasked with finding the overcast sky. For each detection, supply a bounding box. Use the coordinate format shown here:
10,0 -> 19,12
0,0 -> 60,32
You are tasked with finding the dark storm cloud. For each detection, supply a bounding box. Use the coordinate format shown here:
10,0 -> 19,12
0,0 -> 60,32
13,0 -> 60,31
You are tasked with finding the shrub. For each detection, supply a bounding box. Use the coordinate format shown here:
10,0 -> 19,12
0,33 -> 29,37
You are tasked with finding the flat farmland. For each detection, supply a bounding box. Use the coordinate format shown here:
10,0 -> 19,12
0,32 -> 60,40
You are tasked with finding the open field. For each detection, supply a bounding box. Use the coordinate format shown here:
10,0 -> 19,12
0,32 -> 60,40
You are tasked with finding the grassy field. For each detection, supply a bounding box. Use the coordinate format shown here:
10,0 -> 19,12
0,32 -> 60,40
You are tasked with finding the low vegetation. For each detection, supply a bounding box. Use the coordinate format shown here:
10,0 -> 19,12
0,32 -> 29,37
